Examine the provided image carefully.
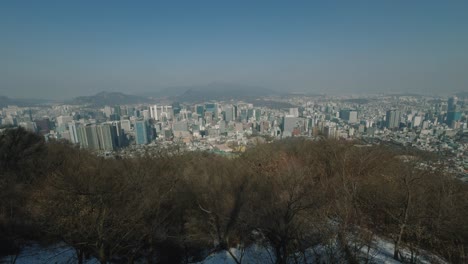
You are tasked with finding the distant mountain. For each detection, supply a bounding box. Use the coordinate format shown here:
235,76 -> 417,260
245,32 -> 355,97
72,92 -> 151,106
0,96 -> 51,108
169,83 -> 277,103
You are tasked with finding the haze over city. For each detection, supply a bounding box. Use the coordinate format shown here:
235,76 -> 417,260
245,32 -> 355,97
2,1 -> 468,263
1,0 -> 468,99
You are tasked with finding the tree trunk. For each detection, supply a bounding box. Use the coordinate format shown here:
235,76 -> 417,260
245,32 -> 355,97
99,243 -> 107,264
394,181 -> 411,261
76,248 -> 84,264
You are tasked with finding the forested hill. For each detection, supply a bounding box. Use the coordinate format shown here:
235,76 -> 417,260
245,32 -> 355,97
1,127 -> 467,263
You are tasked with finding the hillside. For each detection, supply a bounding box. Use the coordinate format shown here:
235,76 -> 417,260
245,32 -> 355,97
0,129 -> 466,264
72,91 -> 151,106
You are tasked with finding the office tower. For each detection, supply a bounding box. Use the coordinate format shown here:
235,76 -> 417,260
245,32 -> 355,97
111,121 -> 125,148
149,105 -> 157,120
255,109 -> 261,121
113,105 -> 122,117
282,116 -> 305,137
205,103 -> 218,118
240,109 -> 248,122
172,102 -> 181,115
446,96 -> 461,128
77,124 -> 100,150
18,121 -> 37,133
219,121 -> 227,134
142,110 -> 150,120
339,109 -> 358,123
323,125 -> 337,139
224,106 -> 235,122
448,96 -> 457,112
247,109 -> 255,120
60,131 -> 71,141
34,118 -> 51,134
135,120 -> 149,145
120,119 -> 132,133
289,108 -> 299,117
179,109 -> 190,120
196,105 -> 205,116
446,112 -> 462,128
386,110 -> 401,129
96,124 -> 116,151
412,116 -> 423,128
56,115 -> 73,127
103,106 -> 112,117
68,121 -> 79,144
150,105 -> 173,120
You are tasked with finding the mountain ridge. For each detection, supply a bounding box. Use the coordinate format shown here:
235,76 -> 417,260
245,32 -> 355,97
71,91 -> 151,106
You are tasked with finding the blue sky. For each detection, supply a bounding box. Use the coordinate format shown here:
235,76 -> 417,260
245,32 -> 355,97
1,0 -> 467,99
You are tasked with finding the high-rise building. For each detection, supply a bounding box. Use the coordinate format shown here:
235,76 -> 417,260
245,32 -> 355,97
282,116 -> 306,137
412,116 -> 423,128
448,96 -> 458,112
142,110 -> 150,120
96,124 -> 116,151
386,110 -> 401,129
18,121 -> 37,133
135,120 -> 149,145
247,109 -> 255,120
323,125 -> 337,139
205,103 -> 218,119
77,124 -> 100,150
224,106 -> 234,122
446,96 -> 461,128
56,115 -> 73,127
34,118 -> 51,134
172,102 -> 181,115
239,109 -> 248,122
196,105 -> 205,116
255,108 -> 261,121
289,108 -> 299,117
339,109 -> 358,123
113,105 -> 122,119
120,119 -> 132,133
150,105 -> 173,120
111,121 -> 125,148
68,121 -> 79,144
446,111 -> 462,128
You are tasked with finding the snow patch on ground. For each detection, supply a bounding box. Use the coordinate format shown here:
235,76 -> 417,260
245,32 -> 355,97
0,244 -> 97,264
196,237 -> 448,264
1,237 -> 447,264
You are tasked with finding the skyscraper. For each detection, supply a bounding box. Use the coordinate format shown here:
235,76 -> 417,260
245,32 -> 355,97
205,103 -> 218,119
96,124 -> 116,151
448,96 -> 458,112
150,105 -> 173,120
224,106 -> 235,122
135,120 -> 149,145
446,96 -> 461,128
282,116 -> 306,137
68,121 -> 79,144
196,105 -> 205,116
77,124 -> 100,150
340,109 -> 358,123
386,110 -> 401,129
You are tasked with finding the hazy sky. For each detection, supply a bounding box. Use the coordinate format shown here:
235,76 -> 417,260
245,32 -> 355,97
1,0 -> 468,99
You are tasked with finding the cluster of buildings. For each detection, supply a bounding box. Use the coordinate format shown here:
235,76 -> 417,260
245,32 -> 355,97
0,94 -> 467,177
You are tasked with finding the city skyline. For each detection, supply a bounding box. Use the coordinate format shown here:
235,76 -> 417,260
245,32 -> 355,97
1,1 -> 468,99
